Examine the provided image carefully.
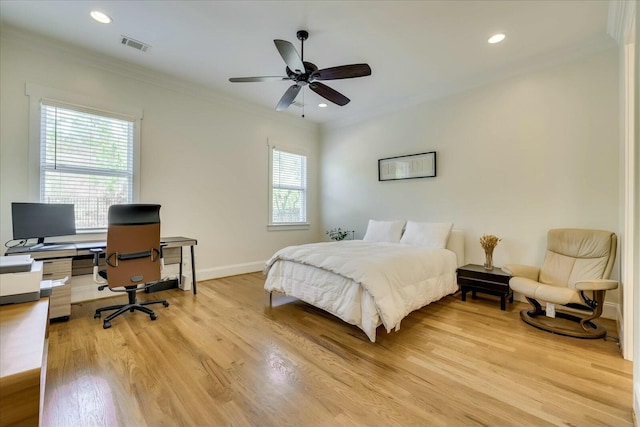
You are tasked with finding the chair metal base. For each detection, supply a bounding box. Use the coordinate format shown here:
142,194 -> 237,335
519,309 -> 607,339
95,289 -> 169,329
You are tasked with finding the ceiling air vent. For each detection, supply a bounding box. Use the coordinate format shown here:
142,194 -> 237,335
120,36 -> 151,52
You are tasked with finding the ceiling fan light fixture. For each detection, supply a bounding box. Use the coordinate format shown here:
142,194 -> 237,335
90,11 -> 112,24
488,33 -> 506,44
318,103 -> 328,108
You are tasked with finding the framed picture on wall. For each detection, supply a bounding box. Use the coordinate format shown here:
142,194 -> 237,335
378,151 -> 436,181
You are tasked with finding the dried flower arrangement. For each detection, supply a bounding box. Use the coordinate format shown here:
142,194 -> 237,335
479,234 -> 501,251
480,234 -> 501,270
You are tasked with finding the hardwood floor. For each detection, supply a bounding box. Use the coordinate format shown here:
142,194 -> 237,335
43,272 -> 633,426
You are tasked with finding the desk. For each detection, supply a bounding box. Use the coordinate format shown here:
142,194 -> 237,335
0,298 -> 49,427
5,237 -> 198,320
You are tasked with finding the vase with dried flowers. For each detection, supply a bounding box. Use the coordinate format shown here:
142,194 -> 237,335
479,234 -> 501,270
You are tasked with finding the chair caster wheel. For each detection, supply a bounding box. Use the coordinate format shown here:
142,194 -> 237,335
94,313 -> 101,319
150,314 -> 157,320
163,302 -> 169,307
103,321 -> 111,329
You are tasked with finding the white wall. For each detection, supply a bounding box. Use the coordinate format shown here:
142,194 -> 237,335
321,49 -> 620,309
0,27 -> 322,295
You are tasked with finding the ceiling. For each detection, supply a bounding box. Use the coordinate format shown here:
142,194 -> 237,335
0,1 -> 615,126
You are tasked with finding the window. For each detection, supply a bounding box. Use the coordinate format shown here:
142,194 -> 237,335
39,101 -> 135,230
270,147 -> 308,225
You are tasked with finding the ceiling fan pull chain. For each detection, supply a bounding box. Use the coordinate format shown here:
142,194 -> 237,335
302,88 -> 305,118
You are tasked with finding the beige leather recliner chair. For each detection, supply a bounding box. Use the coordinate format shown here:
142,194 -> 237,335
504,228 -> 617,339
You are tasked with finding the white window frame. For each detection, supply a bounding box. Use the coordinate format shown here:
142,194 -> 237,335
267,142 -> 309,231
26,83 -> 142,232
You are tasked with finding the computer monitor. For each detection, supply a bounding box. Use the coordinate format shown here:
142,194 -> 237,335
11,202 -> 76,246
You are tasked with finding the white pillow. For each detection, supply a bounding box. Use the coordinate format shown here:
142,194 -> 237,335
362,220 -> 406,243
400,221 -> 453,248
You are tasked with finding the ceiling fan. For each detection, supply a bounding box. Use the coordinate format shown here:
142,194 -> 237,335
229,30 -> 371,112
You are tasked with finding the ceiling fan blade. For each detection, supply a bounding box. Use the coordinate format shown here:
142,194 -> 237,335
314,64 -> 372,80
274,39 -> 305,74
276,84 -> 301,111
309,82 -> 350,106
229,76 -> 289,83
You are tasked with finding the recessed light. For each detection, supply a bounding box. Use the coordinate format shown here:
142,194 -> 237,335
488,33 -> 506,44
90,11 -> 112,24
318,103 -> 328,108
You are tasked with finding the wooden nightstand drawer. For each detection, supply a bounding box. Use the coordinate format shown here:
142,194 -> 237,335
458,276 -> 509,293
457,268 -> 510,284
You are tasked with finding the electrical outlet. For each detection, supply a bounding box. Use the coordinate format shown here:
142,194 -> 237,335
546,303 -> 556,318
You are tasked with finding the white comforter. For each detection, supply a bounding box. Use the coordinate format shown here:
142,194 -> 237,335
264,240 -> 458,340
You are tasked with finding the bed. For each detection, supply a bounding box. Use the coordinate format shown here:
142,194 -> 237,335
264,221 -> 464,342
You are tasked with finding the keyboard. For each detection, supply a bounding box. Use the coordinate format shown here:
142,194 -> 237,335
29,244 -> 76,251
74,241 -> 107,250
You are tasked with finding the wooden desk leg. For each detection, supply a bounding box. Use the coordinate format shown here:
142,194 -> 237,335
190,245 -> 197,295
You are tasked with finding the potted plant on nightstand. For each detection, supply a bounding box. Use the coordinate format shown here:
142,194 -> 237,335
326,228 -> 351,241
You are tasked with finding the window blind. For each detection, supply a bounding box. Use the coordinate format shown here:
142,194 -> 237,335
40,102 -> 134,230
271,148 -> 307,224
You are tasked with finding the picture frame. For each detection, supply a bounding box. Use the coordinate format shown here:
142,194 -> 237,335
378,151 -> 436,181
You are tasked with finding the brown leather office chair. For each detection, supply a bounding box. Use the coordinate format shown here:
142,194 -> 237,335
92,204 -> 169,329
505,228 -> 618,339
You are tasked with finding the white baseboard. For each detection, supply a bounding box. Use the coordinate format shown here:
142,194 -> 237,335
602,300 -> 619,320
70,261 -> 265,303
196,261 -> 265,281
616,303 -> 625,355
634,382 -> 639,427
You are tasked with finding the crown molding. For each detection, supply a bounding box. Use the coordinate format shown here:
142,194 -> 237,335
607,0 -> 636,45
0,24 -> 320,134
324,35 -> 616,132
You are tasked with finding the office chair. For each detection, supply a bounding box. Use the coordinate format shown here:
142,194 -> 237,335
504,228 -> 617,339
92,204 -> 169,329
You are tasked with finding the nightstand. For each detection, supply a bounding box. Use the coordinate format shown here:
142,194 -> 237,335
457,264 -> 513,310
